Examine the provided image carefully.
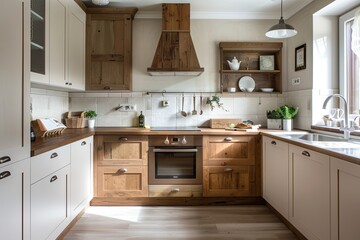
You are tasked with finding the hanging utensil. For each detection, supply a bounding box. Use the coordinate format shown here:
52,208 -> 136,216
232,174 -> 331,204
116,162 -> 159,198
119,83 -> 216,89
181,94 -> 187,117
200,95 -> 204,115
192,94 -> 197,115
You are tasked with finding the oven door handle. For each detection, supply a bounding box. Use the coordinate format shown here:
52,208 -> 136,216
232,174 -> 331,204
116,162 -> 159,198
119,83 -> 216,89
153,148 -> 198,153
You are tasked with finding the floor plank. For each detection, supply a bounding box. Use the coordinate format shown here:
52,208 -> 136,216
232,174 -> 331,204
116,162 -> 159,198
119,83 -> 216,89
62,205 -> 299,240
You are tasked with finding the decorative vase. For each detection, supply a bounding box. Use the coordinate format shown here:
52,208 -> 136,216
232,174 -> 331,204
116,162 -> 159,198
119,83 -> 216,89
282,119 -> 292,131
267,119 -> 282,130
88,119 -> 95,128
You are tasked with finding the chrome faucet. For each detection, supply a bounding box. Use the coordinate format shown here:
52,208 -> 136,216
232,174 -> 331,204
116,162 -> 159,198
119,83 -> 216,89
322,94 -> 352,139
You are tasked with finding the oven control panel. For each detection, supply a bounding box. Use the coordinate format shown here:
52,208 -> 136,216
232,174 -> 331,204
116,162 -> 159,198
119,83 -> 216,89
149,135 -> 202,147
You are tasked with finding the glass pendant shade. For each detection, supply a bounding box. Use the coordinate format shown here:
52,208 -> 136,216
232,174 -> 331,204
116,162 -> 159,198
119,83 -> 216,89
266,0 -> 297,39
92,0 -> 109,6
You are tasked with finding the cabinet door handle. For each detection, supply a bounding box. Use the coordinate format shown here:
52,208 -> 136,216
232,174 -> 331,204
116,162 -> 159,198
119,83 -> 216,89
119,137 -> 128,141
119,168 -> 128,173
271,141 -> 277,145
0,171 -> 11,180
50,152 -> 58,159
302,151 -> 311,157
171,188 -> 180,193
224,168 -> 233,172
69,82 -> 72,86
0,156 -> 11,165
81,141 -> 87,146
50,175 -> 58,183
224,137 -> 233,141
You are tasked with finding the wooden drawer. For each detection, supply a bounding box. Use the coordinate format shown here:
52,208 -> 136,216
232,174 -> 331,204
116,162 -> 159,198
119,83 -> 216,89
149,185 -> 202,197
31,145 -> 70,184
97,165 -> 148,197
203,166 -> 255,197
203,136 -> 256,166
96,135 -> 148,166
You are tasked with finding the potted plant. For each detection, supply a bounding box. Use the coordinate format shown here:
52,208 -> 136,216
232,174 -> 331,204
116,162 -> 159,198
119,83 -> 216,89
85,110 -> 97,128
276,105 -> 299,131
266,109 -> 282,129
206,96 -> 228,111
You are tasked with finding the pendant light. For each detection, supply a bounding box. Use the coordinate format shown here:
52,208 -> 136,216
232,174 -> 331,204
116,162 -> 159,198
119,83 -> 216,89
266,0 -> 297,39
92,0 -> 109,6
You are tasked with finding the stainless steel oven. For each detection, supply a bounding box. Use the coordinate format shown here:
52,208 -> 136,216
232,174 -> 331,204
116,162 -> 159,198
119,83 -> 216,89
149,135 -> 203,185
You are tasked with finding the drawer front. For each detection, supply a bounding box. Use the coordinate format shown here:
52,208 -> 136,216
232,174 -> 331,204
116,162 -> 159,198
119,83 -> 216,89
263,136 -> 288,150
31,166 -> 69,240
97,165 -> 148,197
203,136 -> 256,166
31,145 -> 70,184
149,185 -> 202,197
96,135 -> 148,166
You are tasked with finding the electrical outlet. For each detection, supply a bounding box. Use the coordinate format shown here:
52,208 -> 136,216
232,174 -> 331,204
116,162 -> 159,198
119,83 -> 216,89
116,104 -> 137,112
292,77 -> 301,85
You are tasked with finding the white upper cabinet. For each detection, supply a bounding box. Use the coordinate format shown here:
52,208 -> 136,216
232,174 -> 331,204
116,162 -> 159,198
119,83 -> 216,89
31,0 -> 86,91
0,0 -> 30,164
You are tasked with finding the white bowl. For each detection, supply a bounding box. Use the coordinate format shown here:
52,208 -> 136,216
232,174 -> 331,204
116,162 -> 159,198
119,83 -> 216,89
260,88 -> 274,93
227,87 -> 236,93
246,87 -> 254,92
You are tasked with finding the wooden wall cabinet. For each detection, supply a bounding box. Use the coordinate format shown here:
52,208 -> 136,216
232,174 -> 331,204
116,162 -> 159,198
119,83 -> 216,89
86,8 -> 137,91
219,42 -> 283,93
203,135 -> 259,197
94,135 -> 148,198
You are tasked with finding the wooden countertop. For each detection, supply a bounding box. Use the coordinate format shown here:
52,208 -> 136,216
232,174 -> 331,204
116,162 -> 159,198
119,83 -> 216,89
261,132 -> 360,165
31,128 -> 95,156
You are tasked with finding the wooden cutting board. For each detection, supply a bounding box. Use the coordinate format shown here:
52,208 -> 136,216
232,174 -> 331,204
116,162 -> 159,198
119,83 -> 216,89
210,118 -> 241,128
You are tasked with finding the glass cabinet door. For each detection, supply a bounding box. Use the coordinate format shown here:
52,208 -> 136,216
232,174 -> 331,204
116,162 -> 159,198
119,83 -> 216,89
31,0 -> 45,75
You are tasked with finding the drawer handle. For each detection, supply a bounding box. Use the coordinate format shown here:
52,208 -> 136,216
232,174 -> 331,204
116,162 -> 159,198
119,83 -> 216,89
224,168 -> 233,172
50,175 -> 58,183
224,137 -> 233,141
271,141 -> 277,145
0,156 -> 11,165
0,171 -> 11,180
104,86 -> 111,90
119,137 -> 128,141
81,141 -> 87,146
50,153 -> 58,159
119,168 -> 128,173
171,188 -> 180,193
302,151 -> 311,157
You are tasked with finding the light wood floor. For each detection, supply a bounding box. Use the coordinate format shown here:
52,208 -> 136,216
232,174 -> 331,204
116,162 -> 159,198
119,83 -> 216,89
63,205 -> 299,240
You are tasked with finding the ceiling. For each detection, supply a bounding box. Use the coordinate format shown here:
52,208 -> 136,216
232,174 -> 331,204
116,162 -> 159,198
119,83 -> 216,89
82,0 -> 315,19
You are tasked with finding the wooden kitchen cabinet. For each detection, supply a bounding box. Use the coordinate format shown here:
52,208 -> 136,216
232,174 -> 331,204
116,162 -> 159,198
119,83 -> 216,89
94,135 -> 149,198
219,42 -> 283,93
330,157 -> 360,240
0,159 -> 30,240
86,8 -> 137,91
70,137 -> 93,218
203,135 -> 259,197
289,145 -> 330,240
262,136 -> 289,219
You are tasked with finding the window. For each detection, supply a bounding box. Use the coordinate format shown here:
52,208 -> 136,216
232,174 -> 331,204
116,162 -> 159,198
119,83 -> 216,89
340,7 -> 360,114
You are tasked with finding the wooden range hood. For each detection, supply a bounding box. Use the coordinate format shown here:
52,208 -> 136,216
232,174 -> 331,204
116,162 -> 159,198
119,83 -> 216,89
147,4 -> 204,76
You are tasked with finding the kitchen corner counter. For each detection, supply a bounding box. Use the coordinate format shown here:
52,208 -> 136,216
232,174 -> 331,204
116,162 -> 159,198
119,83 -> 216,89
31,128 -> 95,157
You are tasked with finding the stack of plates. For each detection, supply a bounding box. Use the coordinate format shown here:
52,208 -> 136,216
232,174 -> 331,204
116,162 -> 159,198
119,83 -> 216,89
238,76 -> 255,92
260,88 -> 274,93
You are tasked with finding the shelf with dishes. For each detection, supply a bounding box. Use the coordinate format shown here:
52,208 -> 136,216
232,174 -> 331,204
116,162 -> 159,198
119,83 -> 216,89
219,41 -> 283,94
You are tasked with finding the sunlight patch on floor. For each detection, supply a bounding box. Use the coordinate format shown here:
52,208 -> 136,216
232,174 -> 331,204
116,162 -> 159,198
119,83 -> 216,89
85,206 -> 143,223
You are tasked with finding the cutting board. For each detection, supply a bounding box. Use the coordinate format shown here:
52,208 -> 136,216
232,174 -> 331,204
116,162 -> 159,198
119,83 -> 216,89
210,118 -> 241,128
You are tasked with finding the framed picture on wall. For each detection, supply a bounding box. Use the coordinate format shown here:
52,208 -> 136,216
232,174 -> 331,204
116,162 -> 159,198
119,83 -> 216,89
295,44 -> 306,71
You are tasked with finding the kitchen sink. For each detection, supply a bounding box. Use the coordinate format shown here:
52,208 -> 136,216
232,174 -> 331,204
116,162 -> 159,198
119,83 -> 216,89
297,133 -> 348,142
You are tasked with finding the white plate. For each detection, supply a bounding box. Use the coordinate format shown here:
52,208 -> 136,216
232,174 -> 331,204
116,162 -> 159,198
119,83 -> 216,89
238,76 -> 255,92
260,88 -> 274,92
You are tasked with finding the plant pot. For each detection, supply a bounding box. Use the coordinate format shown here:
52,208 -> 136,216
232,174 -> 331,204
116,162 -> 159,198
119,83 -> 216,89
88,119 -> 95,128
282,119 -> 292,131
267,119 -> 282,130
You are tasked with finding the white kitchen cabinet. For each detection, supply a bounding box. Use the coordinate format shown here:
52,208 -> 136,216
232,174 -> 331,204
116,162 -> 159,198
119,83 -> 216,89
31,0 -> 86,90
0,158 -> 30,240
0,0 -> 30,164
330,157 -> 360,240
31,165 -> 70,240
289,145 -> 330,240
262,136 -> 289,219
70,136 -> 93,218
67,0 -> 86,90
